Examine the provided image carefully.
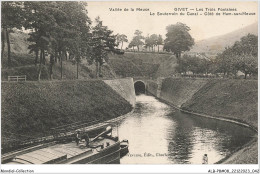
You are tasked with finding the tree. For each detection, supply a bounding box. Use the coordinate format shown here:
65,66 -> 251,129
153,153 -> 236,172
176,54 -> 212,75
24,1 -> 91,80
116,34 -> 128,50
149,34 -> 158,52
144,35 -> 152,51
175,54 -> 189,74
232,34 -> 258,57
1,2 -> 24,68
157,34 -> 163,52
75,28 -> 92,79
215,34 -> 258,79
215,47 -> 235,77
128,41 -> 136,51
50,2 -> 91,80
24,2 -> 58,80
144,34 -> 163,52
236,54 -> 257,79
130,30 -> 144,51
233,34 -> 258,78
164,22 -> 194,60
57,1 -> 91,79
90,17 -> 117,78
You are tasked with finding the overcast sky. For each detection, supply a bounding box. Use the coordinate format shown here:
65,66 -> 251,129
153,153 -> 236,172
86,1 -> 258,44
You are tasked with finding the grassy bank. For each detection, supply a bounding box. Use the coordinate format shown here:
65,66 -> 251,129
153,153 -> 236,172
1,80 -> 132,152
157,78 -> 258,129
160,78 -> 208,107
2,65 -> 49,81
1,53 -> 35,69
108,56 -> 159,78
181,79 -> 258,129
1,59 -> 117,81
108,52 -> 176,78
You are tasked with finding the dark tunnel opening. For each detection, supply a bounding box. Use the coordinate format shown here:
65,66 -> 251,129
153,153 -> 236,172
134,81 -> 146,95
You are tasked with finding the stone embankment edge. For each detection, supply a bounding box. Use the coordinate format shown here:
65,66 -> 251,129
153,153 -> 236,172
147,91 -> 258,164
148,91 -> 257,133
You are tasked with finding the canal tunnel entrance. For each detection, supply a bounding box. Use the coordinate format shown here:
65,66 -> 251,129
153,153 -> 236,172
134,81 -> 146,95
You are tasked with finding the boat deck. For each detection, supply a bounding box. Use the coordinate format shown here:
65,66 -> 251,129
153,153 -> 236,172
8,138 -> 117,164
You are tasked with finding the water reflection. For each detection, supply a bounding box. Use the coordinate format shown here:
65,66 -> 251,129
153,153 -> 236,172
119,95 -> 255,164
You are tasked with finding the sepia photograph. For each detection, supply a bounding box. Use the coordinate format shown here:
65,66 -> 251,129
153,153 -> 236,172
0,1 -> 259,173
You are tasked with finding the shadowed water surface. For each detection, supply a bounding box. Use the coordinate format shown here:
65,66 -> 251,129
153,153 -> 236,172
118,95 -> 255,164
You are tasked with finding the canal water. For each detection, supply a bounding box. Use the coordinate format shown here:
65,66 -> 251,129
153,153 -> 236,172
118,94 -> 255,164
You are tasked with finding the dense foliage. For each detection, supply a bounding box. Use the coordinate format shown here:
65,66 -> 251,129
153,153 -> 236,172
89,17 -> 117,78
116,34 -> 128,50
144,34 -> 163,52
1,1 -> 118,79
1,2 -> 257,80
164,22 -> 194,59
176,54 -> 212,75
1,2 -> 24,67
215,34 -> 258,79
128,30 -> 145,51
176,34 -> 257,79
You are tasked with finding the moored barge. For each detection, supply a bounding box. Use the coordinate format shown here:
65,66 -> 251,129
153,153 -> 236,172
2,124 -> 126,164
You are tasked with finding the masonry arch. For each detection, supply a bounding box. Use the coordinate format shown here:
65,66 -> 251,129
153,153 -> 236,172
134,80 -> 146,95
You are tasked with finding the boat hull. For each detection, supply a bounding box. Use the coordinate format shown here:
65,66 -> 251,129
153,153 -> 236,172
67,142 -> 121,164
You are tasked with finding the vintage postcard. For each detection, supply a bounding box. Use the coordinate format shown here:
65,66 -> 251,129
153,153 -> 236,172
1,1 -> 258,173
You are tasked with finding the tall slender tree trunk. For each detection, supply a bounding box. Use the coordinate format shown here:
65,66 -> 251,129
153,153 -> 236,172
6,28 -> 11,68
96,61 -> 100,78
60,51 -> 63,80
50,54 -> 54,80
158,45 -> 159,52
244,72 -> 247,79
35,49 -> 39,66
38,49 -> 43,81
54,50 -> 57,63
175,53 -> 179,60
65,51 -> 68,60
1,29 -> 6,60
42,50 -> 46,65
99,65 -> 102,78
175,52 -> 181,61
121,42 -> 123,50
76,61 -> 79,79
